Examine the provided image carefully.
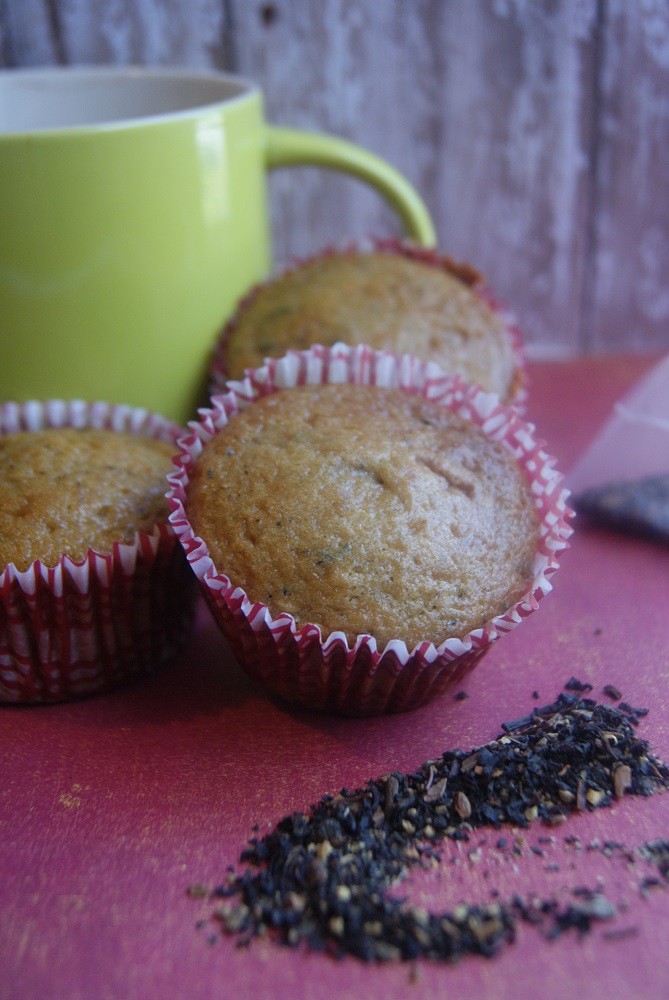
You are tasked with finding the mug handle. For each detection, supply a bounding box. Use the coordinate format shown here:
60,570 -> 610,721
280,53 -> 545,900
264,125 -> 436,248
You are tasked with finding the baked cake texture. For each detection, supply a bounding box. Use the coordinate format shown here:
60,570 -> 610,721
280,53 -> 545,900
222,252 -> 518,400
0,428 -> 174,571
186,383 -> 539,650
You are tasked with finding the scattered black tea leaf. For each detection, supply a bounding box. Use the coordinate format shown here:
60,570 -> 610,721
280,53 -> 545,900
602,926 -> 639,942
565,677 -> 593,693
192,682 -> 669,963
639,839 -> 669,880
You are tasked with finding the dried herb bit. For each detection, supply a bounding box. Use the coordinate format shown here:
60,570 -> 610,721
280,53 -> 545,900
187,884 -> 209,899
541,892 -> 617,940
639,840 -> 669,881
565,677 -> 594,693
603,684 -> 622,701
198,688 -> 669,963
602,926 -> 639,942
618,702 -> 650,723
613,764 -> 633,799
454,791 -> 472,820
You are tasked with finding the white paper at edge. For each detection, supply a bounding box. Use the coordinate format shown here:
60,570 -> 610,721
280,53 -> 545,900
566,353 -> 669,493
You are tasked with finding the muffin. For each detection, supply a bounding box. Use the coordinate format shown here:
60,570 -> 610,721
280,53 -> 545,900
211,241 -> 523,403
187,384 -> 539,650
169,344 -> 572,716
0,402 -> 197,704
0,428 -> 175,571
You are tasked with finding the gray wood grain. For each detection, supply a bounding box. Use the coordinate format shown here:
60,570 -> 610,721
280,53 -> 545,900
1,0 -> 667,357
235,0 -> 596,357
1,0 -> 62,64
585,0 -> 669,353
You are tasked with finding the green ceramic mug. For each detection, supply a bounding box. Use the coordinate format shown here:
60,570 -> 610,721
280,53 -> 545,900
0,66 -> 435,424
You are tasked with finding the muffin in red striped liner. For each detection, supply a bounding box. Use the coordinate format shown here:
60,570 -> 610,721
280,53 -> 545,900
209,238 -> 526,407
0,401 -> 197,703
169,344 -> 572,716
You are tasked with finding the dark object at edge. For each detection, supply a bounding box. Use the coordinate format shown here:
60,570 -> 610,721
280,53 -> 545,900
573,473 -> 669,544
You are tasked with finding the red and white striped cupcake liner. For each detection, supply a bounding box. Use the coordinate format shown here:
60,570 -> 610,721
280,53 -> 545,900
0,401 -> 197,703
169,344 -> 572,717
208,237 -> 527,408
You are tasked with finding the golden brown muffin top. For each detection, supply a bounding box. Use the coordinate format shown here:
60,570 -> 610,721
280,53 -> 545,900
187,384 -> 539,649
0,428 -> 175,571
224,252 -> 517,400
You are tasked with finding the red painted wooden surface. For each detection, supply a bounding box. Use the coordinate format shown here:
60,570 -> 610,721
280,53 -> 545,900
1,355 -> 668,1000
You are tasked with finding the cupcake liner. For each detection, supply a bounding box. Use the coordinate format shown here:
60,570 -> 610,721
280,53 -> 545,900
208,236 -> 527,408
0,401 -> 198,704
169,344 -> 573,717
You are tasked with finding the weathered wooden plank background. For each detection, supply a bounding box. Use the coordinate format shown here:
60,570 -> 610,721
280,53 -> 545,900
1,0 -> 668,357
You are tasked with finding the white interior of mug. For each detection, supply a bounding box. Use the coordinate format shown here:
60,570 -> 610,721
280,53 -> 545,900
0,66 -> 255,134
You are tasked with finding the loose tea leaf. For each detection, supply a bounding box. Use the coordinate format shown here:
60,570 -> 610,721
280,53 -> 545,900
194,683 -> 669,963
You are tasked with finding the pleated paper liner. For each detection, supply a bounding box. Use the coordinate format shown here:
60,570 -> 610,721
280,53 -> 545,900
0,401 -> 197,703
208,237 -> 527,408
169,344 -> 572,717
